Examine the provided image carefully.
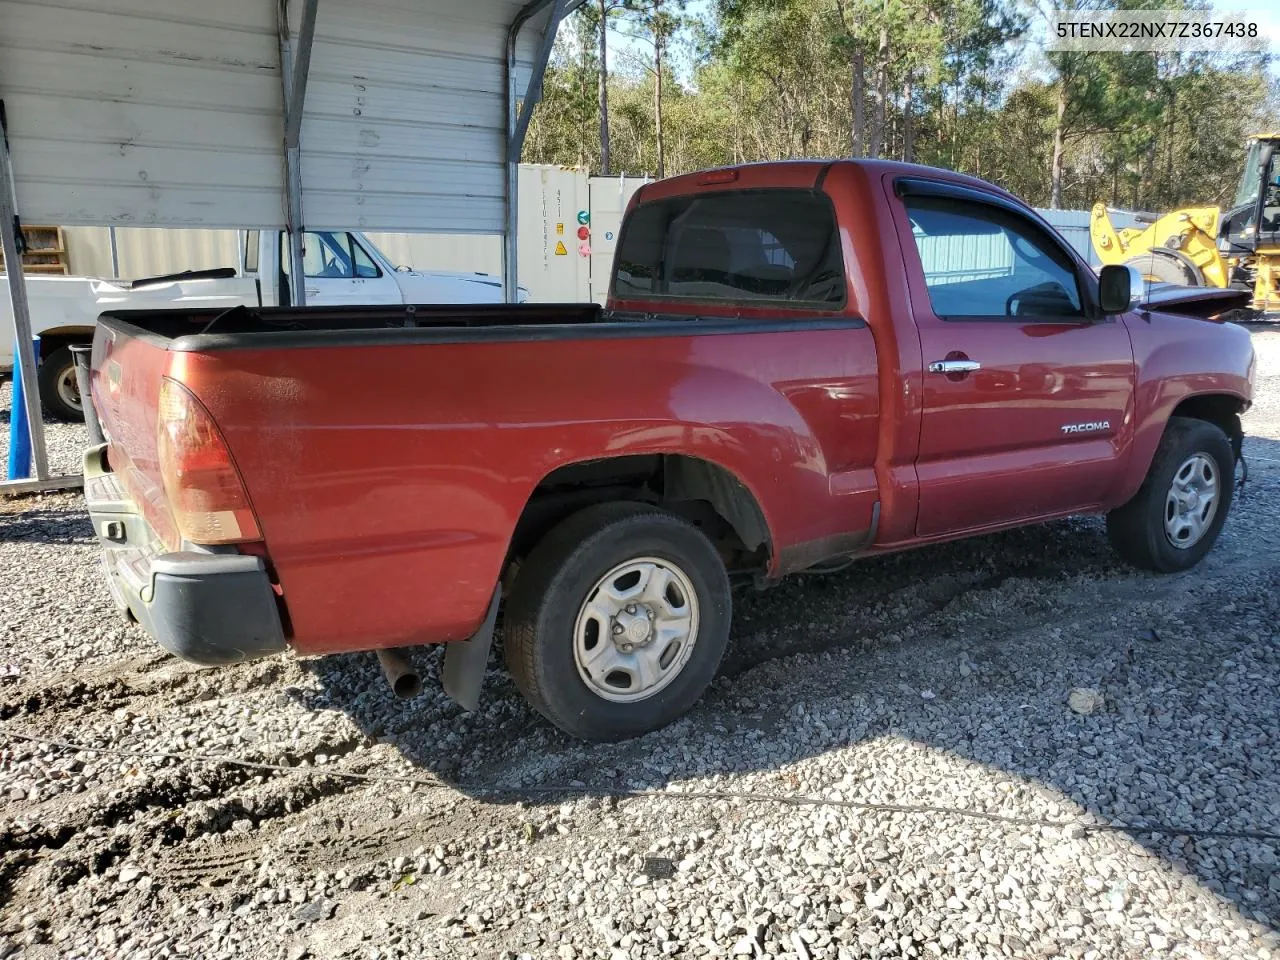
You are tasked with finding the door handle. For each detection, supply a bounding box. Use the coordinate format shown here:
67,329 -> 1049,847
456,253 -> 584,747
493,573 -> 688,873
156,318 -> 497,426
304,288 -> 319,297
928,359 -> 982,374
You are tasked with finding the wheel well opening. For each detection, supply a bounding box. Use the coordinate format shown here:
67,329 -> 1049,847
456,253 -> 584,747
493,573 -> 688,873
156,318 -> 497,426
34,327 -> 96,360
1172,394 -> 1244,459
509,454 -> 771,575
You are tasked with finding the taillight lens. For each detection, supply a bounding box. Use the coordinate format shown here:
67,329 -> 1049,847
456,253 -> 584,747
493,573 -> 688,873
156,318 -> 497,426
157,378 -> 261,545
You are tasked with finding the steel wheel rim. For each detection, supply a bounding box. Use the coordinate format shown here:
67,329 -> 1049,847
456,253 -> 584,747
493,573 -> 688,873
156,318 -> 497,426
1164,453 -> 1219,549
56,366 -> 82,412
572,556 -> 700,703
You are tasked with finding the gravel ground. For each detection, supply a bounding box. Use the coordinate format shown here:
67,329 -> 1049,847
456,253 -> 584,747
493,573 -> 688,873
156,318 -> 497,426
0,379 -> 90,480
2,330 -> 1280,960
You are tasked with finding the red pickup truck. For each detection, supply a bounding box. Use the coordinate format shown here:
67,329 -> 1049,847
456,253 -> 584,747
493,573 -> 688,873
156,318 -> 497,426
84,160 -> 1256,741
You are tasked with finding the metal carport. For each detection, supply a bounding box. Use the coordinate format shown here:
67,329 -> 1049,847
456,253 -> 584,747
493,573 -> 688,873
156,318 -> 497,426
0,0 -> 571,493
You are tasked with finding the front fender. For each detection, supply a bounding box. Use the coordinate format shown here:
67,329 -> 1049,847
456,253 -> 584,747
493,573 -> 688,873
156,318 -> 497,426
1114,312 -> 1253,506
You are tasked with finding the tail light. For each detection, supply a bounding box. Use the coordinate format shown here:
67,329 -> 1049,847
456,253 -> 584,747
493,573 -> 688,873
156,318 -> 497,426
157,378 -> 262,544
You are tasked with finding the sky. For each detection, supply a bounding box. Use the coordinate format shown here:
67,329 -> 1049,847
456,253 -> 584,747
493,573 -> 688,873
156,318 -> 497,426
1220,0 -> 1280,55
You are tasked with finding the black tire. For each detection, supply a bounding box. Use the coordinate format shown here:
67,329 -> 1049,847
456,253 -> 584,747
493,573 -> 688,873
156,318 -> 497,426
1124,250 -> 1204,287
1106,416 -> 1234,573
37,346 -> 84,422
504,502 -> 732,742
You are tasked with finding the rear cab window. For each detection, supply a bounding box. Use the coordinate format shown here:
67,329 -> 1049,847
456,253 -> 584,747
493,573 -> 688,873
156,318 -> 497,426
613,190 -> 846,308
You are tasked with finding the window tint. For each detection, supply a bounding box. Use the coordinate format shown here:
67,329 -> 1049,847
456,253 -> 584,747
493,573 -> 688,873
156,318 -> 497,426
903,198 -> 1084,319
614,190 -> 845,305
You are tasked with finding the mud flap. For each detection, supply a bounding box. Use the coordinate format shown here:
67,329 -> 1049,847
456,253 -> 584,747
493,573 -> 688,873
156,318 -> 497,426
441,586 -> 501,711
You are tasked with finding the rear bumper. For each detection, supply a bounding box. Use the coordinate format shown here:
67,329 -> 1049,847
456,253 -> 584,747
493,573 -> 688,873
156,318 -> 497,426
83,443 -> 287,665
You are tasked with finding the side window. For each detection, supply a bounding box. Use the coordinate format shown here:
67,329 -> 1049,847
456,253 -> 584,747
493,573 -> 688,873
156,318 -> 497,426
614,190 -> 845,305
244,230 -> 260,272
903,197 -> 1084,320
302,231 -> 355,279
1262,155 -> 1280,237
349,235 -> 381,278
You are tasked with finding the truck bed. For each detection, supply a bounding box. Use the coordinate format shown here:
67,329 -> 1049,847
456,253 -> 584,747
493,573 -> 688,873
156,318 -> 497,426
89,301 -> 876,657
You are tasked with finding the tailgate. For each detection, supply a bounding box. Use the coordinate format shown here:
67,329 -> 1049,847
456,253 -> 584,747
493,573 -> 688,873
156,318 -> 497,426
90,319 -> 182,550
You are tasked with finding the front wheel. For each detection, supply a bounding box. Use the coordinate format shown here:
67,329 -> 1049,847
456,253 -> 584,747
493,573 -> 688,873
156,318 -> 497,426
504,502 -> 732,741
1124,250 -> 1204,287
1106,416 -> 1234,573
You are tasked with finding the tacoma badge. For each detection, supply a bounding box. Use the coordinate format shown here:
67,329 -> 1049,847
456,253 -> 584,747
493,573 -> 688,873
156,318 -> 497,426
1061,421 -> 1111,434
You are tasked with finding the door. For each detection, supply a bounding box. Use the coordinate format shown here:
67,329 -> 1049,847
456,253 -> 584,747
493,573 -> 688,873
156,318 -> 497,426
284,231 -> 401,306
897,186 -> 1136,537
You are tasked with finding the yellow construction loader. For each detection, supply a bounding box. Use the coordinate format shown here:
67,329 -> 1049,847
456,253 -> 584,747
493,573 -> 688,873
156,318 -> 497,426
1091,133 -> 1280,314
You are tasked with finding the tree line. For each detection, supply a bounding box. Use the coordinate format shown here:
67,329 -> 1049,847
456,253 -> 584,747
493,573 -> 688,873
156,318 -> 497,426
524,0 -> 1278,211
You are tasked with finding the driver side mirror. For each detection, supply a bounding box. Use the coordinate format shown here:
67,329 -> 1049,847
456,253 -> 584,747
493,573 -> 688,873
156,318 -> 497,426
1099,264 -> 1143,314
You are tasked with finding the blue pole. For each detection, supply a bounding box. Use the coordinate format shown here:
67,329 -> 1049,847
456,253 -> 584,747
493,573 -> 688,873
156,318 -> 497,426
7,337 -> 36,480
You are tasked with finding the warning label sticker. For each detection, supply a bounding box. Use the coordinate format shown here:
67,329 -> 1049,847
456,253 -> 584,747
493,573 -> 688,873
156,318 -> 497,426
554,240 -> 568,256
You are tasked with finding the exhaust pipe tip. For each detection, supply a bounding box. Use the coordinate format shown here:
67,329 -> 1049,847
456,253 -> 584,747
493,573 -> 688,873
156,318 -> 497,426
376,648 -> 423,700
392,672 -> 423,699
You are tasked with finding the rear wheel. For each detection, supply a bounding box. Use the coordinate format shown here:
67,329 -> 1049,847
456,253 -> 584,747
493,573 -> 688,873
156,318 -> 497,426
1106,417 -> 1234,573
504,502 -> 731,741
37,346 -> 84,422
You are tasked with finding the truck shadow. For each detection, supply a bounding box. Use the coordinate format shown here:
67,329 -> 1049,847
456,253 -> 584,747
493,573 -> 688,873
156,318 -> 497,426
299,440 -> 1280,936
0,506 -> 95,545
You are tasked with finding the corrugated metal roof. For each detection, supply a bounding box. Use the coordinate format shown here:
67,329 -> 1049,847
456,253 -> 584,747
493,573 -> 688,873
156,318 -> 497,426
0,0 -> 284,227
0,0 -> 555,232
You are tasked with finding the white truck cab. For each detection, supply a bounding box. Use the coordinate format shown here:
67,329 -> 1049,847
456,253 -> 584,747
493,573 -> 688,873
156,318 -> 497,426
253,229 -> 518,307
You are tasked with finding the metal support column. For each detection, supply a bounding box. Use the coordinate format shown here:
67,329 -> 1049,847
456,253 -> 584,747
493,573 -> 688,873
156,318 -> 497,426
108,226 -> 120,279
0,101 -> 50,486
504,0 -> 568,303
503,33 -> 520,303
278,0 -> 318,308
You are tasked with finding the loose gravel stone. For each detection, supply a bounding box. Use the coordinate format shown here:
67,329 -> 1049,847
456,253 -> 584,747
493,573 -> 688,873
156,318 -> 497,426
1067,687 -> 1104,715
